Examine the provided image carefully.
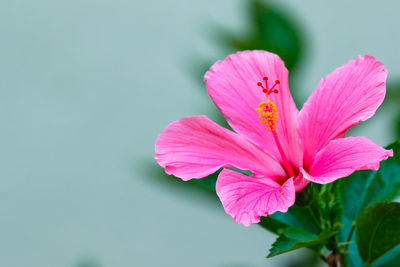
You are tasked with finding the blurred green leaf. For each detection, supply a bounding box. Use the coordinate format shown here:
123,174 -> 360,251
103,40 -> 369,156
192,168 -> 252,192
267,227 -> 335,258
216,0 -> 304,72
395,112 -> 400,140
386,81 -> 400,100
384,81 -> 400,139
191,0 -> 306,105
356,202 -> 400,266
74,257 -> 102,267
192,172 -> 218,192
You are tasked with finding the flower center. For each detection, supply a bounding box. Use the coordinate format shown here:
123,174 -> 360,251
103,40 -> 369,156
255,77 -> 296,178
255,77 -> 280,132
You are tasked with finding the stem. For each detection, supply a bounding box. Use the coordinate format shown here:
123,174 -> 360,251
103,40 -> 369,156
340,254 -> 346,267
320,254 -> 328,263
343,224 -> 355,255
327,250 -> 340,267
308,206 -> 322,230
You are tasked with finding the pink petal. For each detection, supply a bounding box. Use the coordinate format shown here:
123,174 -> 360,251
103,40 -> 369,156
298,55 -> 388,167
300,137 -> 393,184
155,115 -> 286,181
204,50 -> 302,168
216,169 -> 295,226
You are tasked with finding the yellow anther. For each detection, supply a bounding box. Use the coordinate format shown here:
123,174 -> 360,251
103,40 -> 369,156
280,191 -> 284,195
255,100 -> 278,132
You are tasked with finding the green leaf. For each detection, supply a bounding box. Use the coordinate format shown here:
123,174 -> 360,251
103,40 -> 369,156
338,169 -> 372,267
361,142 -> 400,209
268,204 -> 321,235
338,141 -> 400,266
374,245 -> 400,267
356,202 -> 400,266
259,201 -> 322,236
258,216 -> 291,235
339,141 -> 400,223
267,227 -> 336,257
263,183 -> 326,236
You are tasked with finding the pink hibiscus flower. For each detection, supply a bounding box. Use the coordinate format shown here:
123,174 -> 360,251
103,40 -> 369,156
155,50 -> 393,226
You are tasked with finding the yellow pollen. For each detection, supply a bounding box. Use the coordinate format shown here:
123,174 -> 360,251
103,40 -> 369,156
255,100 -> 278,132
280,191 -> 284,195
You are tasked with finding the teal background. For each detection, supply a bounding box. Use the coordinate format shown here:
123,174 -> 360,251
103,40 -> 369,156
0,0 -> 398,266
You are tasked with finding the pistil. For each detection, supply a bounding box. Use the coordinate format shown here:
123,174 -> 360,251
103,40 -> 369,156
271,130 -> 296,178
256,77 -> 296,178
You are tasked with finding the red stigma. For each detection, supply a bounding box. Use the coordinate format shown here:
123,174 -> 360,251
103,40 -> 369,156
256,76 -> 280,96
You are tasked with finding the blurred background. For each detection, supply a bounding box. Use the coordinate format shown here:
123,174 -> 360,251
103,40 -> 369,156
0,0 -> 399,266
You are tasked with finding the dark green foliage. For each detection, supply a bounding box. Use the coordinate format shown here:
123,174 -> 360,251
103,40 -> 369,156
340,141 -> 400,218
261,181 -> 343,259
356,202 -> 400,266
267,203 -> 322,235
259,199 -> 322,236
361,142 -> 400,208
338,142 -> 400,266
